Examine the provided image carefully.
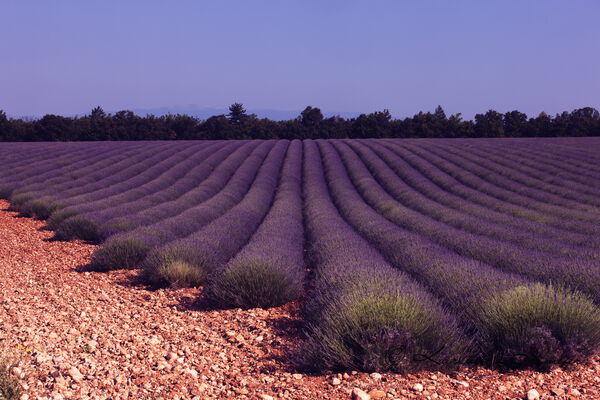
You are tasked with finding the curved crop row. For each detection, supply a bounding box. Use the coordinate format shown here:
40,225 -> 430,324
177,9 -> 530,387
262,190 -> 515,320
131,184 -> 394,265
415,142 -> 600,221
317,139 -> 600,365
466,141 -> 600,192
1,138 -> 600,373
433,141 -> 600,208
0,143 -> 83,175
395,141 -> 600,236
142,140 -> 290,287
52,142 -> 238,239
0,143 -> 139,199
347,141 -> 599,260
207,140 -> 305,309
7,143 -> 153,207
379,140 -> 600,247
15,142 -> 185,216
301,139 -> 463,371
23,142 -> 216,220
9,142 -> 152,196
331,140 -> 600,303
91,141 -> 274,269
363,140 -> 598,249
91,141 -> 261,241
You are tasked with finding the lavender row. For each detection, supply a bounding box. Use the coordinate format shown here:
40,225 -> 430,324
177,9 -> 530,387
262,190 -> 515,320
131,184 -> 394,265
467,140 -> 600,191
377,140 -> 600,247
440,141 -> 600,205
207,140 -> 305,309
89,141 -> 261,242
51,142 -> 238,238
301,139 -> 463,371
471,141 -> 600,187
512,138 -> 600,170
419,141 -> 600,227
7,142 -> 152,194
318,139 -> 600,364
0,143 -> 139,198
142,140 -> 290,286
47,142 -> 226,218
14,142 -> 184,209
91,141 -> 274,269
7,142 -> 152,205
22,142 -> 216,220
0,143 -> 84,175
419,141 -> 600,219
334,140 -> 600,302
0,142 -> 113,175
345,140 -> 599,259
395,141 -> 600,236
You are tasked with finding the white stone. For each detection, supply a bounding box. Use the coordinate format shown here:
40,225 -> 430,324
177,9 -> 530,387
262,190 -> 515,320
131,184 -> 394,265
352,388 -> 371,400
68,366 -> 84,382
527,389 -> 540,400
412,383 -> 424,392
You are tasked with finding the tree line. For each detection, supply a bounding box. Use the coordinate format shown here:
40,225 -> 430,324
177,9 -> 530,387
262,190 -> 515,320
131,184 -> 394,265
1,103 -> 599,141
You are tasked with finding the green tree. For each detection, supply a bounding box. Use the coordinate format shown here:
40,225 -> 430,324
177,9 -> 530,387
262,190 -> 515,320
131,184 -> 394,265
88,106 -> 108,141
475,110 -> 505,137
228,103 -> 247,125
503,110 -> 528,137
0,110 -> 9,140
300,106 -> 324,127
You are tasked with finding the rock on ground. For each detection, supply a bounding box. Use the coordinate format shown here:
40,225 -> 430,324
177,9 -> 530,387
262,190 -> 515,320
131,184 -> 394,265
0,200 -> 599,399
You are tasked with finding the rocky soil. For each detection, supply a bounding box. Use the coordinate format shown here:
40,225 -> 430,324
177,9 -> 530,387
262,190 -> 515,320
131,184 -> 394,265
0,199 -> 598,400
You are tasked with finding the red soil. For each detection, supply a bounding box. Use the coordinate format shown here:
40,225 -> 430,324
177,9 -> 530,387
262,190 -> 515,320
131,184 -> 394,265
0,200 -> 598,400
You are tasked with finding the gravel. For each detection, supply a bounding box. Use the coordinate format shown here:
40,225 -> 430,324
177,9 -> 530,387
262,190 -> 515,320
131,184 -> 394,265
0,199 -> 599,399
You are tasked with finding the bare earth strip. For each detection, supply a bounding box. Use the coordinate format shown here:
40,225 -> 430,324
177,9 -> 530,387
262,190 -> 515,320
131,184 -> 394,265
0,199 -> 598,400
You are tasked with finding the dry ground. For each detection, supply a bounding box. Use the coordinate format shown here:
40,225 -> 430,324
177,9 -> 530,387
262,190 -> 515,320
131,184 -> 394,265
0,200 -> 598,400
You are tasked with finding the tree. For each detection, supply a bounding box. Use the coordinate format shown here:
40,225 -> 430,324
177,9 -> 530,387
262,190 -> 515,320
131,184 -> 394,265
35,114 -> 74,141
299,106 -> 324,127
87,106 -> 108,141
568,107 -> 600,136
350,110 -> 392,138
434,105 -> 447,120
0,110 -> 9,141
503,110 -> 528,137
475,110 -> 505,137
164,114 -> 199,140
228,103 -> 247,125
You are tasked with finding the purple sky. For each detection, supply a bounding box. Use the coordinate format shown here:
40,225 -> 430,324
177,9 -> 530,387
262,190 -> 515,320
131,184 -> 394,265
1,0 -> 599,119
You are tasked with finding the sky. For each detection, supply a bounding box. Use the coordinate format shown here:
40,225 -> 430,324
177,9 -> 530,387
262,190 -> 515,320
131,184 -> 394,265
1,0 -> 599,120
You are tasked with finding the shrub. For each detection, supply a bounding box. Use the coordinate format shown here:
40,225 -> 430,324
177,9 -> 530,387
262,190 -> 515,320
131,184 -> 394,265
143,244 -> 209,287
54,216 -> 100,242
91,235 -> 151,270
478,284 -> 600,366
208,260 -> 303,309
157,260 -> 206,288
20,198 -> 65,219
301,289 -> 462,372
46,208 -> 78,230
97,220 -> 136,240
8,192 -> 36,211
0,356 -> 22,400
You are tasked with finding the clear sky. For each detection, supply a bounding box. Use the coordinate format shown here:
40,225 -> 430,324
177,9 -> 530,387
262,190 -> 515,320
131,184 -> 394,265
1,0 -> 599,119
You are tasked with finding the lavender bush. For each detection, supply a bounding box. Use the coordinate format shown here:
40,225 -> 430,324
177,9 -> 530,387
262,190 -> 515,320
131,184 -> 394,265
208,140 -> 305,309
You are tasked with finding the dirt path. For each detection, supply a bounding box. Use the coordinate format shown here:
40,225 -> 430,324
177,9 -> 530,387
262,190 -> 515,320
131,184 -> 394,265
0,200 -> 598,400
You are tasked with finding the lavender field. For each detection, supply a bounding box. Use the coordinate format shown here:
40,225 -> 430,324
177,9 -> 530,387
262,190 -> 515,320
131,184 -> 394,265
1,138 -> 600,372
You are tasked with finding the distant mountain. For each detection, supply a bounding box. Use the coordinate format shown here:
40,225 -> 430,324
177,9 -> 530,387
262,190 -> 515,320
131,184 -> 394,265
125,105 -> 361,121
